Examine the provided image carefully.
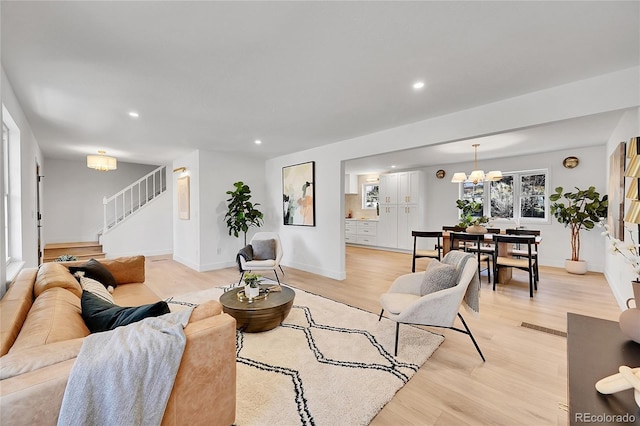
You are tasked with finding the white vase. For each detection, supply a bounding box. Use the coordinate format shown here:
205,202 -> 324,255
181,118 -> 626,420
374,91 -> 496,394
245,284 -> 260,299
565,259 -> 587,275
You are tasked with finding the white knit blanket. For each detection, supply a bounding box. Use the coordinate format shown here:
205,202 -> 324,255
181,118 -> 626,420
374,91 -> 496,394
57,309 -> 193,426
442,251 -> 480,316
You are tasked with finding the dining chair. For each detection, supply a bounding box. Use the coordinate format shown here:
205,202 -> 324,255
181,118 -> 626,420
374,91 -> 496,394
411,231 -> 443,272
505,229 -> 541,281
450,232 -> 492,284
466,228 -> 500,267
493,234 -> 537,297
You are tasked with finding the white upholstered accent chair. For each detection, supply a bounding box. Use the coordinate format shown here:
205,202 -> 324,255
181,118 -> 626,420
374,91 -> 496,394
237,232 -> 284,284
378,253 -> 485,361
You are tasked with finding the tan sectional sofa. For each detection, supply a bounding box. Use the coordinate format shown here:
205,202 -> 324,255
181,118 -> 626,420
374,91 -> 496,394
0,256 -> 236,426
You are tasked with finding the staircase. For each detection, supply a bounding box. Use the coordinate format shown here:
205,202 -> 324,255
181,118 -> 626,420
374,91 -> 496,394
102,165 -> 167,233
43,241 -> 105,263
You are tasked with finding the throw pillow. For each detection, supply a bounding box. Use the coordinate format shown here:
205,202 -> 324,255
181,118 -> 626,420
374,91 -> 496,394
69,258 -> 118,290
76,273 -> 114,304
80,291 -> 170,333
420,259 -> 457,296
252,239 -> 276,260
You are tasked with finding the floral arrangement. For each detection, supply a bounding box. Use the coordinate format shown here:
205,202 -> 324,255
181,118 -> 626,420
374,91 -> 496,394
601,221 -> 640,279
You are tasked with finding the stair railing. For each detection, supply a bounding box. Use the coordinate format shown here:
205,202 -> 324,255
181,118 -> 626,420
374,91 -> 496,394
103,165 -> 167,233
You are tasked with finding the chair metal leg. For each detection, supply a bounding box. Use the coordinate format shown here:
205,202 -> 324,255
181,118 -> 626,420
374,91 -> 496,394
273,269 -> 281,284
394,322 -> 400,356
457,313 -> 485,362
378,309 -> 384,321
529,268 -> 534,298
237,271 -> 245,286
279,265 -> 285,275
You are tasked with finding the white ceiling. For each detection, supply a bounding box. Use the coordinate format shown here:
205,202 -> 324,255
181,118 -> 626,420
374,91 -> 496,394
1,1 -> 639,167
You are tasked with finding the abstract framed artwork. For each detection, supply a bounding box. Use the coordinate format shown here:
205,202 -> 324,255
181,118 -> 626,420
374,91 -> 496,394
608,141 -> 625,240
177,176 -> 190,220
283,161 -> 315,226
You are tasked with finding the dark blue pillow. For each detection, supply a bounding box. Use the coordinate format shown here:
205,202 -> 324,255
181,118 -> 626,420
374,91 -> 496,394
81,290 -> 170,333
69,259 -> 118,289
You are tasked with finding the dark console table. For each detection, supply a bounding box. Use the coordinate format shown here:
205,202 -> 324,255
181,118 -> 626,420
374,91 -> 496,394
567,313 -> 640,425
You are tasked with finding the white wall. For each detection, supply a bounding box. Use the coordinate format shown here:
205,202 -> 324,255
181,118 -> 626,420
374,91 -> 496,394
605,108 -> 640,309
1,67 -> 43,270
264,68 -> 639,281
43,158 -> 158,243
172,149 -> 266,272
100,176 -> 173,258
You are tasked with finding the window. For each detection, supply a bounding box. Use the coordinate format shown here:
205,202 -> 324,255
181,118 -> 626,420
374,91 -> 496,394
3,123 -> 9,263
460,169 -> 549,223
362,184 -> 379,210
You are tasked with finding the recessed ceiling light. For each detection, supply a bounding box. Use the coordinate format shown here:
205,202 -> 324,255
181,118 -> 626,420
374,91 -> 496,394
254,139 -> 262,145
128,111 -> 139,118
391,165 -> 397,168
412,81 -> 425,90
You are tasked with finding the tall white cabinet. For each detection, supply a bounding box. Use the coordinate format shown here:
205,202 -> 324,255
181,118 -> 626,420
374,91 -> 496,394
378,171 -> 424,250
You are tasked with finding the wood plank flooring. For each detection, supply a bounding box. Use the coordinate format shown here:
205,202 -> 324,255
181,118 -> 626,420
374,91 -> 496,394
143,246 -> 621,426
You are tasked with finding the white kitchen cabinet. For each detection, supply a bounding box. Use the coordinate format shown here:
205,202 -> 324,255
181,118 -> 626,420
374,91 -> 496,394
345,220 -> 357,243
397,205 -> 421,250
377,205 -> 398,248
398,171 -> 421,205
375,170 -> 424,250
344,174 -> 359,194
345,219 -> 377,246
379,174 -> 398,205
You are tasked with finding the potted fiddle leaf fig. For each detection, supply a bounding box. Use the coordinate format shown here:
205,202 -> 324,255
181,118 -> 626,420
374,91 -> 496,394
224,181 -> 264,246
549,186 -> 608,274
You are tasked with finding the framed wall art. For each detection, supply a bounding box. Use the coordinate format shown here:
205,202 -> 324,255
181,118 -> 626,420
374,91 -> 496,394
282,161 -> 315,226
177,175 -> 190,220
608,141 -> 625,240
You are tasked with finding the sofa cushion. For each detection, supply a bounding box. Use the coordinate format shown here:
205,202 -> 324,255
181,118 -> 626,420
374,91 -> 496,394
420,259 -> 457,296
77,274 -> 114,304
9,287 -> 90,353
252,239 -> 276,260
34,262 -> 82,299
81,291 -> 170,333
69,258 -> 118,290
97,256 -> 145,285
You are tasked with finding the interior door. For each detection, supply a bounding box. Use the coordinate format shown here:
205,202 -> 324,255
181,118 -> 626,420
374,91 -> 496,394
36,162 -> 43,265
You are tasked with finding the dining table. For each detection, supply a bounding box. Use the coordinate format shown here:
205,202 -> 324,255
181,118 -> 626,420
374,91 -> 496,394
441,231 -> 542,284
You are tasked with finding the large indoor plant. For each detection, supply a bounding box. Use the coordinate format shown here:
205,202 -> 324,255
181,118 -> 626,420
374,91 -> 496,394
456,199 -> 489,233
549,186 -> 608,274
224,181 -> 264,246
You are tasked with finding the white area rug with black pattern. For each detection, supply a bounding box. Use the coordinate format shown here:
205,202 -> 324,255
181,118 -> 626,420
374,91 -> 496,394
166,283 -> 444,425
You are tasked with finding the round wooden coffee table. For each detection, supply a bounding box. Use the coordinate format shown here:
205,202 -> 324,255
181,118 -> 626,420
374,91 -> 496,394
219,285 -> 295,332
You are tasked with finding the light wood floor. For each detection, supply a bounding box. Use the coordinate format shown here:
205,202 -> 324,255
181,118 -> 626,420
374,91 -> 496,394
144,246 -> 621,426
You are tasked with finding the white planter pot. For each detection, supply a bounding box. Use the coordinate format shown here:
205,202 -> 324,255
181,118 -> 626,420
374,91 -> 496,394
245,285 -> 260,299
565,259 -> 587,275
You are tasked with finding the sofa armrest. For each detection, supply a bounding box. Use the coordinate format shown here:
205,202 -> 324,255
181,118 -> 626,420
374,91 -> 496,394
1,313 -> 237,426
162,313 -> 237,426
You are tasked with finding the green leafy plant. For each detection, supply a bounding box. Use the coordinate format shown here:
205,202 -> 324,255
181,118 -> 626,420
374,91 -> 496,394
55,254 -> 78,262
549,186 -> 608,261
456,199 -> 489,228
224,181 -> 264,246
243,273 -> 262,288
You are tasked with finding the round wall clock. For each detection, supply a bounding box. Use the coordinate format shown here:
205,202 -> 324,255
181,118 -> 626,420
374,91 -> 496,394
436,169 -> 446,179
563,156 -> 579,169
